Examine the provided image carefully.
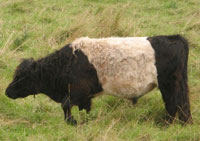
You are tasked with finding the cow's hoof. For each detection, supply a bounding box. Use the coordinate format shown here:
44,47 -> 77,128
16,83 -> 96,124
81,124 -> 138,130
66,116 -> 77,125
163,115 -> 174,125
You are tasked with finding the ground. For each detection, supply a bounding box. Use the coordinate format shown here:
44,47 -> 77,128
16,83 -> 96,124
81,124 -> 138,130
0,0 -> 200,140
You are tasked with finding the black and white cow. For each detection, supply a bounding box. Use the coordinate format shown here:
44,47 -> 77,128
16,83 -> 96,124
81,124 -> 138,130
5,35 -> 192,125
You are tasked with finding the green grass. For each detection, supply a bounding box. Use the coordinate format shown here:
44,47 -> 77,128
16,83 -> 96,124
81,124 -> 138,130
0,0 -> 200,140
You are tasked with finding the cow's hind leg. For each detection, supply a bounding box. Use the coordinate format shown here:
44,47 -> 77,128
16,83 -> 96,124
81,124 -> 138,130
159,69 -> 192,124
159,79 -> 178,124
176,67 -> 192,124
62,96 -> 77,125
148,34 -> 192,124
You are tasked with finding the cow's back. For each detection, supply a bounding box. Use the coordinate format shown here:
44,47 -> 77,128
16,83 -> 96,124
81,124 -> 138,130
71,37 -> 158,98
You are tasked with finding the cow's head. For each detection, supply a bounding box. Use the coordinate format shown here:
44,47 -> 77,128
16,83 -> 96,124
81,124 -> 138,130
6,58 -> 38,99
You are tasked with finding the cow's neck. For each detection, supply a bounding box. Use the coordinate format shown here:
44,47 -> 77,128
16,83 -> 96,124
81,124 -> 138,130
36,47 -> 72,103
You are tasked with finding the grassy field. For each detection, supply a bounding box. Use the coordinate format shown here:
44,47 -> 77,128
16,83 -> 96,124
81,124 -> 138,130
0,0 -> 200,140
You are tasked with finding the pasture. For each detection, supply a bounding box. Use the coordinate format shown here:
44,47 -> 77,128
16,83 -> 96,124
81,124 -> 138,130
0,0 -> 200,140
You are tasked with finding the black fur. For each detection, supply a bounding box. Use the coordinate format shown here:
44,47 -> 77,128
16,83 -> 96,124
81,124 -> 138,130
147,35 -> 192,124
6,35 -> 192,125
6,44 -> 102,124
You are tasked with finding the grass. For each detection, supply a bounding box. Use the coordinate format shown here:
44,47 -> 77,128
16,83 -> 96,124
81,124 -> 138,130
0,0 -> 200,140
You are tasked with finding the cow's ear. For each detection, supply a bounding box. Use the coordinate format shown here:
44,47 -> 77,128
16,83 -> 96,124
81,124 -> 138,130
30,61 -> 37,71
19,58 -> 34,70
20,58 -> 37,72
20,58 -> 34,63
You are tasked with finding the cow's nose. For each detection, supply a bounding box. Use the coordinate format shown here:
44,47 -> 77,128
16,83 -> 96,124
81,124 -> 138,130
5,88 -> 14,98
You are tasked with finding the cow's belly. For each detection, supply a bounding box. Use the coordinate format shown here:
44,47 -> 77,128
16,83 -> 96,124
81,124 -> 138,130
101,71 -> 158,99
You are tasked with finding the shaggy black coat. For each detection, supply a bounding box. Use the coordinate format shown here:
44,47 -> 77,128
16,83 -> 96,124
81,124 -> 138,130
6,45 -> 102,124
148,35 -> 192,123
6,35 -> 192,125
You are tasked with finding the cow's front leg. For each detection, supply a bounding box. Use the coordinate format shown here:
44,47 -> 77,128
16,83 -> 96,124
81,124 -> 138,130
61,96 -> 77,125
78,98 -> 92,113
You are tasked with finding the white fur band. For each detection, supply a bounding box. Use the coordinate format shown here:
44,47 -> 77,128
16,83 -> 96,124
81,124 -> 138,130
71,37 -> 158,98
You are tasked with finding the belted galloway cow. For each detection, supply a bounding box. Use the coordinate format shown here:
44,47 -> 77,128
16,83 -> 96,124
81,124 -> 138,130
6,35 -> 192,125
